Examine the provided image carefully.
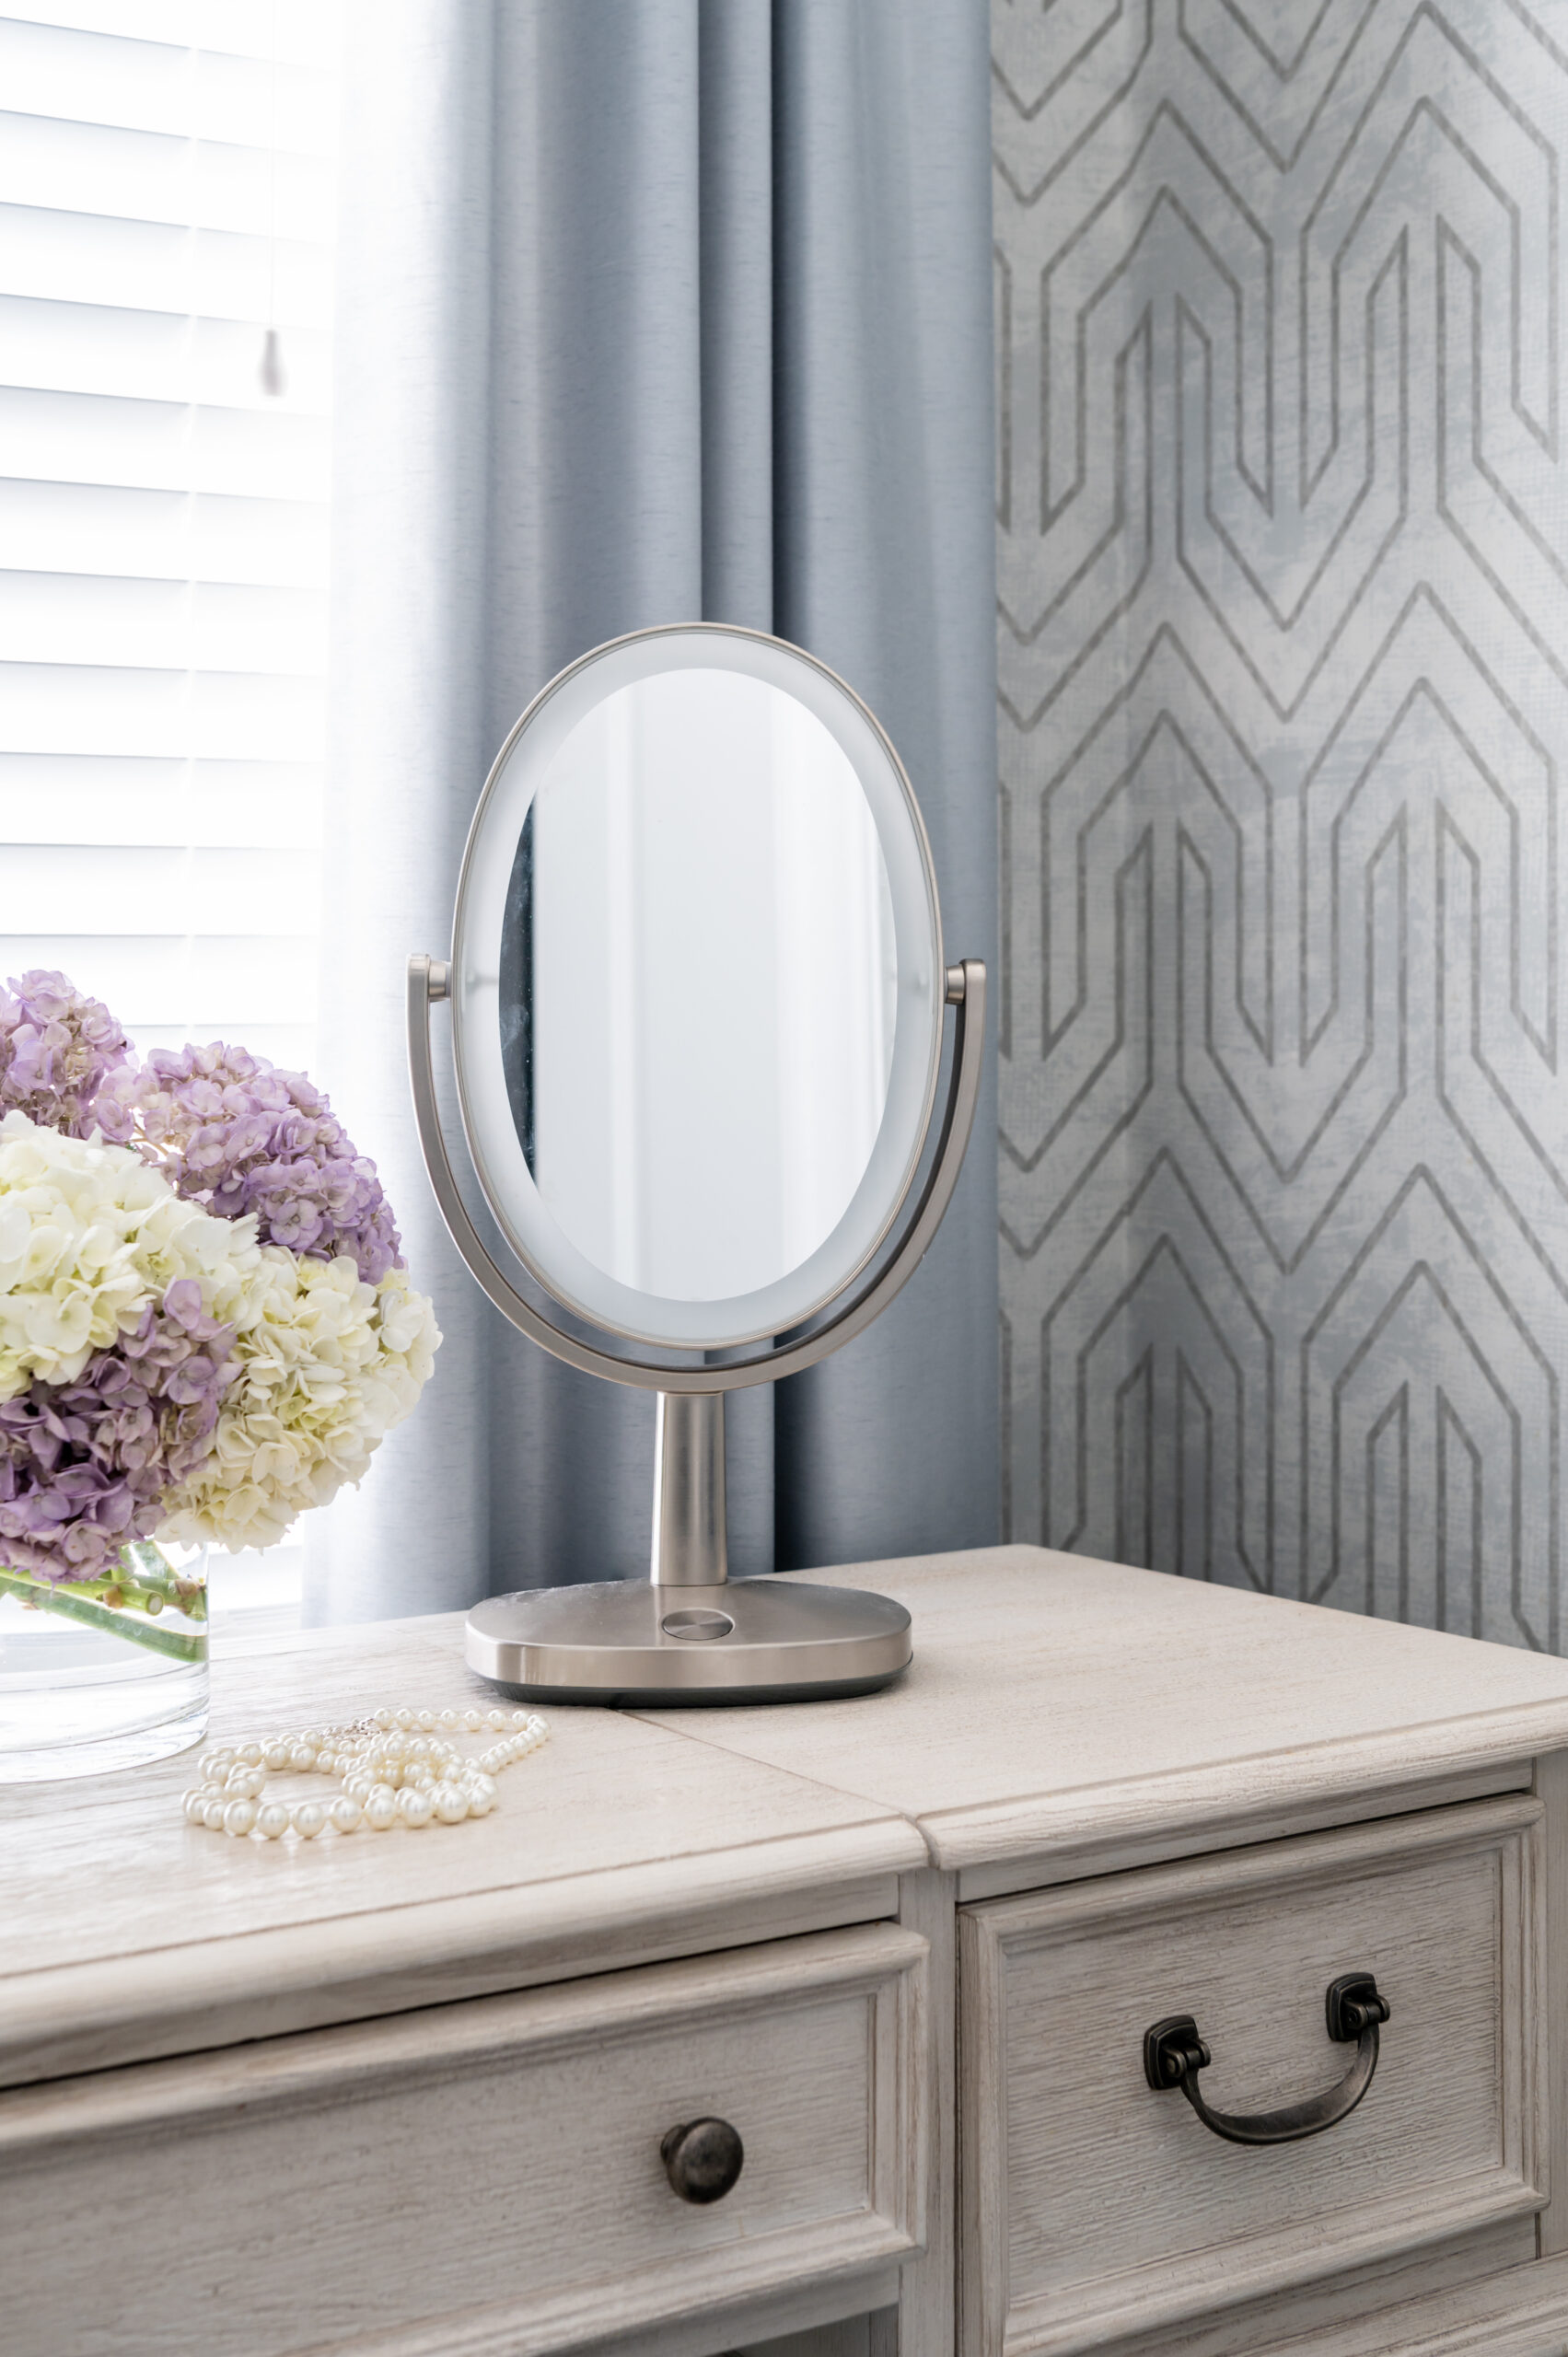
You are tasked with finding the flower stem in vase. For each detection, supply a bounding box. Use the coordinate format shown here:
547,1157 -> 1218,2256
0,1549 -> 207,1663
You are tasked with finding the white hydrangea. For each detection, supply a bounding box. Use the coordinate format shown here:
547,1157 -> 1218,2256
157,1249 -> 440,1551
0,1109 -> 260,1399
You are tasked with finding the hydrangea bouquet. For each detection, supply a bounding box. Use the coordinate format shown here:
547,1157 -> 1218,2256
0,971 -> 439,1662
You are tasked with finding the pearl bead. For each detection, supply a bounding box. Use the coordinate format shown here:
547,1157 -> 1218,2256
364,1790 -> 399,1831
288,1742 -> 317,1771
463,1707 -> 483,1731
256,1802 -> 291,1840
437,1708 -> 459,1728
316,1750 -> 337,1775
224,1798 -> 258,1838
264,1741 -> 291,1771
415,1708 -> 435,1731
432,1782 -> 469,1823
330,1794 -> 363,1834
182,1790 -> 207,1823
202,1795 -> 228,1830
485,1708 -> 507,1729
397,1787 -> 435,1828
238,1742 -> 264,1767
373,1706 -> 395,1729
292,1800 -> 325,1839
465,1782 -> 496,1816
394,1707 -> 414,1729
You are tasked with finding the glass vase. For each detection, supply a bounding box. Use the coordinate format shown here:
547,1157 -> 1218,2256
0,1540 -> 209,1782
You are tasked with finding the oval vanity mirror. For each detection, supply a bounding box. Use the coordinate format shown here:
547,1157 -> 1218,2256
410,623 -> 985,1705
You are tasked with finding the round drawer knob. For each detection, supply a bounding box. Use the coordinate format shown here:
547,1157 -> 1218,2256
660,2115 -> 745,2203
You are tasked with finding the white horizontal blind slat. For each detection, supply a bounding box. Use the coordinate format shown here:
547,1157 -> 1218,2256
0,5 -> 341,1063
0,110 -> 336,234
7,4 -> 330,58
0,18 -> 338,147
0,575 -> 330,668
0,294 -> 333,411
0,202 -> 332,322
0,480 -> 328,586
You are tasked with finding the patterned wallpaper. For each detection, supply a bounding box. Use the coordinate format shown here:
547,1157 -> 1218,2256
994,1 -> 1568,1647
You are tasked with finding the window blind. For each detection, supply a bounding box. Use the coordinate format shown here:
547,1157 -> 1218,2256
0,1 -> 342,1074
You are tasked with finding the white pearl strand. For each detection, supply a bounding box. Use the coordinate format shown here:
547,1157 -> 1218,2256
180,1703 -> 550,1840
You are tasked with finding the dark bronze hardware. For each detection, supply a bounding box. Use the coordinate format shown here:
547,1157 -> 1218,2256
660,2116 -> 745,2202
1143,1972 -> 1389,2146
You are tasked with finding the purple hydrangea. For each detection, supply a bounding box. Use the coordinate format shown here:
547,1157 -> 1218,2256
100,1043 -> 403,1285
0,969 -> 136,1142
0,1281 -> 238,1585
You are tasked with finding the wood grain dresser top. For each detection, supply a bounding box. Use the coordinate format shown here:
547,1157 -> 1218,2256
645,1546 -> 1568,1879
0,1611 -> 923,2089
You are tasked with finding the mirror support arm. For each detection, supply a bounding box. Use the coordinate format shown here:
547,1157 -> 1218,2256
407,953 -> 986,1397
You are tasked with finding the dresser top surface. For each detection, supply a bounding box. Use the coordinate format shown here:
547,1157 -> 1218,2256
13,1545 -> 1568,1968
0,1608 -> 923,2084
645,1546 -> 1568,1871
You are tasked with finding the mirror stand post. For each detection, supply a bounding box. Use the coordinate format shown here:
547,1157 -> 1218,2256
651,1394 -> 727,1588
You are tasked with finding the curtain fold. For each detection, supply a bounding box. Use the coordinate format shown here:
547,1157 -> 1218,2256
308,0 -> 997,1623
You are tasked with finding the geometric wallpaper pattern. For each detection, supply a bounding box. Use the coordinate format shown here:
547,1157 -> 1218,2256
994,1 -> 1568,1648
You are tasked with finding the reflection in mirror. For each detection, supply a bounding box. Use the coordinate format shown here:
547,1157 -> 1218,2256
499,669 -> 897,1305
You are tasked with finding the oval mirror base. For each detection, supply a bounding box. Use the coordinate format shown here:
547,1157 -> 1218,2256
464,1576 -> 912,1707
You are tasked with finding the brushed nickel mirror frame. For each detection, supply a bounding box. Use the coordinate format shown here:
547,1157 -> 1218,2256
448,622 -> 946,1352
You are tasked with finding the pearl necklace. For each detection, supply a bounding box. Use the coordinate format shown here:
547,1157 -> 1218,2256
180,1702 -> 550,1840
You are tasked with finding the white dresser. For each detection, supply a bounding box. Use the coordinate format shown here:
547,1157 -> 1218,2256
8,1544 -> 1568,2357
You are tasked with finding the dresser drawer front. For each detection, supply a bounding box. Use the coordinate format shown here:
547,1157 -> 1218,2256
959,1795 -> 1544,2357
0,1922 -> 926,2357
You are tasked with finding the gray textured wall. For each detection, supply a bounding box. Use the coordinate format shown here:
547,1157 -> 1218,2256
994,1 -> 1568,1648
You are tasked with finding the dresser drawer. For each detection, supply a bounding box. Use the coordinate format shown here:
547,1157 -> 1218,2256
958,1794 -> 1545,2357
0,1921 -> 926,2357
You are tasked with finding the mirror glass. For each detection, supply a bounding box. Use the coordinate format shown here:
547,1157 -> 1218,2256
502,671 -> 896,1305
452,627 -> 943,1351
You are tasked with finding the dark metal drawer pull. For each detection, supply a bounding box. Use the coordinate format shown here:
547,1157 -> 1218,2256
1143,1972 -> 1389,2146
660,2116 -> 745,2202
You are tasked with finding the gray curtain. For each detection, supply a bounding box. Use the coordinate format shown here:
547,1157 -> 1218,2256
308,0 -> 997,1621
